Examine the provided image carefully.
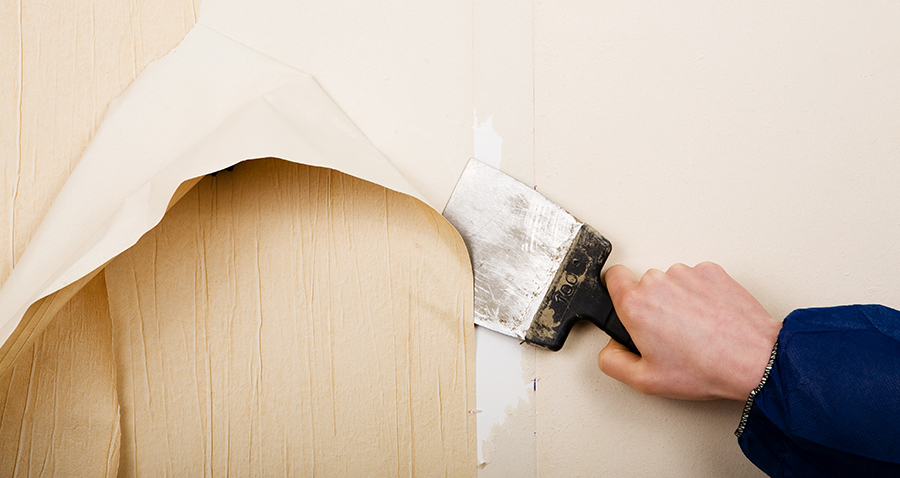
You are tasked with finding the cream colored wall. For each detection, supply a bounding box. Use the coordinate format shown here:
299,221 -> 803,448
3,0 -> 899,476
475,1 -> 900,477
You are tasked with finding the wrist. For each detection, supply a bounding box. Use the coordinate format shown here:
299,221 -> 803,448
726,319 -> 782,401
735,340 -> 779,437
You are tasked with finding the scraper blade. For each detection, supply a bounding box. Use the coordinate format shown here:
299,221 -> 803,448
443,159 -> 638,354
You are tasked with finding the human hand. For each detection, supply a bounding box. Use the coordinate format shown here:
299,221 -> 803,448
598,262 -> 781,401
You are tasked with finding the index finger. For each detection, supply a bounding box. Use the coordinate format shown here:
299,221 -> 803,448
604,264 -> 638,306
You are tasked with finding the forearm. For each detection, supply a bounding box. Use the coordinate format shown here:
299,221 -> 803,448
738,305 -> 900,477
598,263 -> 900,476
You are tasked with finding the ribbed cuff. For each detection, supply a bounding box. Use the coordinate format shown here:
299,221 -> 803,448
735,340 -> 779,438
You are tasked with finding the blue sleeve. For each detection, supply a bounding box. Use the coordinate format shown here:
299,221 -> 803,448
737,305 -> 900,477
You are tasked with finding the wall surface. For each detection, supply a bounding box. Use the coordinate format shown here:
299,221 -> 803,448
3,0 -> 900,476
104,160 -> 475,476
0,1 -> 198,475
474,2 -> 900,476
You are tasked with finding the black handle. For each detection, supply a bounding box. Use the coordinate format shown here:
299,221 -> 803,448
579,281 -> 640,356
524,225 -> 640,355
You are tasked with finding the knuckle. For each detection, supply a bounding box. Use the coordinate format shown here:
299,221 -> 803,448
642,268 -> 664,284
696,261 -> 723,274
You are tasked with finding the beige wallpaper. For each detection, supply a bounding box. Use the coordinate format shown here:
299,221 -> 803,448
1,0 -> 197,475
3,0 -> 899,476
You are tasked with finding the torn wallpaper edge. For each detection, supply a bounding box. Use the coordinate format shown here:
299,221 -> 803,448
0,23 -> 436,375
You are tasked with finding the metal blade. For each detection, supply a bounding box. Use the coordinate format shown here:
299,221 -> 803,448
443,159 -> 583,339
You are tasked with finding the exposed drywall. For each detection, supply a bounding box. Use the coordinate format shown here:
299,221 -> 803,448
472,0 -> 535,187
480,396 -> 537,478
477,332 -> 537,476
104,160 -> 476,476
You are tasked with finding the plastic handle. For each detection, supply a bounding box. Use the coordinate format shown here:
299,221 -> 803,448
524,225 -> 640,355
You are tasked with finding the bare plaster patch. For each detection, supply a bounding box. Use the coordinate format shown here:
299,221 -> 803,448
473,109 -> 503,169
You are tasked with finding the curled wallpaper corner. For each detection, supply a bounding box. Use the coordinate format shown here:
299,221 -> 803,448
0,24 -> 430,374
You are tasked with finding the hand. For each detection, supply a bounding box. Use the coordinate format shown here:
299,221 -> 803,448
598,262 -> 782,401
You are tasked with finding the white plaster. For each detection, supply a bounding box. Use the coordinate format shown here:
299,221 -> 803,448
470,109 -> 530,465
474,326 -> 532,464
473,110 -> 503,169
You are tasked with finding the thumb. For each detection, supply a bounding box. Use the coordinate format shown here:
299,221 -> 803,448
598,338 -> 644,387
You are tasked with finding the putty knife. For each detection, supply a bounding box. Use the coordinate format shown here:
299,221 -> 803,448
443,159 -> 639,354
